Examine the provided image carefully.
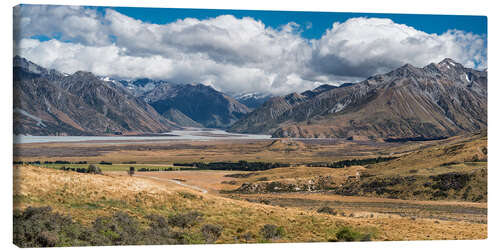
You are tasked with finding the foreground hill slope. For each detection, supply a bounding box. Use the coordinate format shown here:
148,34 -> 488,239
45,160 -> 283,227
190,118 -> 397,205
230,59 -> 487,139
14,165 -> 486,244
14,56 -> 177,135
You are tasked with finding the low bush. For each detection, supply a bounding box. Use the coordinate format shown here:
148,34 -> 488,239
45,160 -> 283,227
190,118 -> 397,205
13,206 -> 87,247
317,206 -> 337,215
168,211 -> 203,228
13,206 -> 204,247
260,224 -> 285,240
334,226 -> 372,242
178,192 -> 198,200
92,212 -> 142,245
223,173 -> 258,178
201,224 -> 223,243
87,165 -> 102,174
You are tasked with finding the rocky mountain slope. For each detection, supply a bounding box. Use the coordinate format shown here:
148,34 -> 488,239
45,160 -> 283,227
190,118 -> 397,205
115,78 -> 169,97
161,108 -> 203,128
142,83 -> 250,128
234,92 -> 273,109
14,56 -> 178,135
228,83 -> 351,134
229,59 -> 487,140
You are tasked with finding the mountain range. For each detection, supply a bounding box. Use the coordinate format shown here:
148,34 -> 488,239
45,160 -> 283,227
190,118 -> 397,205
13,56 -> 259,135
140,82 -> 250,128
234,92 -> 273,109
102,77 -> 255,128
14,56 -> 180,136
229,58 -> 487,140
13,56 -> 487,140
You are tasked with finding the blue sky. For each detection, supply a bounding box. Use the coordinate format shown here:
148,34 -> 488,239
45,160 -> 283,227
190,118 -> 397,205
105,7 -> 487,39
15,4 -> 487,95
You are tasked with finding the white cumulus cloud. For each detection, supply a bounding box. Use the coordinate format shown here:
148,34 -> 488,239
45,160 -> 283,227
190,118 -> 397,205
14,5 -> 487,96
308,17 -> 487,79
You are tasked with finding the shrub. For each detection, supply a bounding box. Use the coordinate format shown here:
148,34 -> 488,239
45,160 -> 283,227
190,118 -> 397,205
259,199 -> 271,205
87,164 -> 102,174
141,214 -> 186,245
92,212 -> 141,245
168,211 -> 203,228
260,224 -> 285,240
317,206 -> 337,215
223,173 -> 258,178
334,226 -> 372,242
241,232 -> 254,242
37,231 -> 58,247
201,224 -> 223,243
178,191 -> 198,200
13,206 -> 86,247
13,207 -> 201,247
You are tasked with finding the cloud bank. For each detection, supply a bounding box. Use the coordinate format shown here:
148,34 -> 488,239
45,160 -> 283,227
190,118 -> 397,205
14,5 -> 487,95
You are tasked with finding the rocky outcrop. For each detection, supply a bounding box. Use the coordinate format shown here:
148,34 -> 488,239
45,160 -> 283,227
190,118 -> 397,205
232,175 -> 338,193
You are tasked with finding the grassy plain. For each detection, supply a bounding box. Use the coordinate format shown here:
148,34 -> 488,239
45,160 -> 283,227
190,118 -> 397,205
13,136 -> 457,164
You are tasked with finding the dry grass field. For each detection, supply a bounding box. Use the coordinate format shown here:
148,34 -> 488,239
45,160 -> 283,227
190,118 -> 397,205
14,165 -> 487,243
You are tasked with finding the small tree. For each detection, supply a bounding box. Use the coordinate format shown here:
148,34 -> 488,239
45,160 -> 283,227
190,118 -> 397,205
128,167 -> 135,176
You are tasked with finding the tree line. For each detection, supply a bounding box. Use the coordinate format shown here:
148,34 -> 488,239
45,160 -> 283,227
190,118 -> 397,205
14,160 -> 87,165
174,161 -> 291,171
306,156 -> 398,168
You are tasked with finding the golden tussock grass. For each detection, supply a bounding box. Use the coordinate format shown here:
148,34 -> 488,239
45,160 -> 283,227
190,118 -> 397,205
13,165 -> 486,243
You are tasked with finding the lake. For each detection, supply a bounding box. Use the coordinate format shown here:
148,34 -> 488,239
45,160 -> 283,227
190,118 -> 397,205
13,129 -> 271,144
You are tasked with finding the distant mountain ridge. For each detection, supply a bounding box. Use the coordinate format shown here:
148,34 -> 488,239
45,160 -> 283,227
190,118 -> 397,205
115,78 -> 170,97
141,83 -> 251,128
100,77 -> 256,128
234,92 -> 273,109
229,58 -> 487,140
14,56 -> 487,139
14,56 -> 178,136
228,83 -> 350,134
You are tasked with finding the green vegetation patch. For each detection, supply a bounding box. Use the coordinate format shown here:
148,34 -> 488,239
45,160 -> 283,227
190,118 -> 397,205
13,206 -> 222,247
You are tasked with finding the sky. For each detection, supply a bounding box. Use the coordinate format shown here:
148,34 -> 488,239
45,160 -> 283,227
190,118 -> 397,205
13,4 -> 487,95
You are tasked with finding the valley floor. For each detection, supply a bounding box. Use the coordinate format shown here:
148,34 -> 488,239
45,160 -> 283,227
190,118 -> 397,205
112,170 -> 487,224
